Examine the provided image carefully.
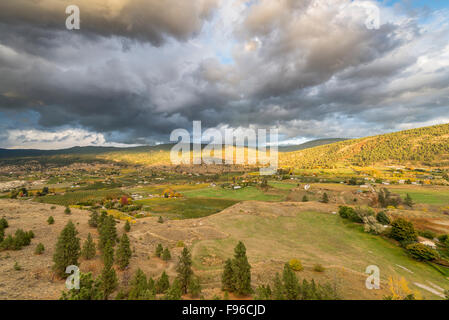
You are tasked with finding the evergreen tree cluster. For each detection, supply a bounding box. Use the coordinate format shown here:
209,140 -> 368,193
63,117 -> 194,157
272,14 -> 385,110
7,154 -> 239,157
221,241 -> 252,296
0,219 -> 34,251
255,264 -> 339,300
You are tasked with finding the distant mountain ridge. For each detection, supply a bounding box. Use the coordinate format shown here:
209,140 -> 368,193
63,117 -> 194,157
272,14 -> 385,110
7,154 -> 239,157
280,123 -> 449,168
0,139 -> 345,159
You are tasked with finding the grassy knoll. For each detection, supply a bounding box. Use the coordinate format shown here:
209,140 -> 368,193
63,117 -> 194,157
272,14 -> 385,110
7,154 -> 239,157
192,210 -> 449,299
135,197 -> 238,219
183,186 -> 286,201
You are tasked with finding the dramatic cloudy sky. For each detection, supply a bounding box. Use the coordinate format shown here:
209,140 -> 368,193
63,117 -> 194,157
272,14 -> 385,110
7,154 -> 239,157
0,0 -> 449,149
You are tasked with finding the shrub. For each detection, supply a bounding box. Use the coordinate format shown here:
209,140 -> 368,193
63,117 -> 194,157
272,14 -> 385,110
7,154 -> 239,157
14,261 -> 22,271
124,220 -> 131,233
158,216 -> 164,224
47,216 -> 55,225
64,206 -> 71,215
176,241 -> 184,247
288,259 -> 303,271
313,264 -> 325,272
0,218 -> 8,229
155,244 -> 163,257
302,195 -> 308,202
162,248 -> 171,261
418,230 -> 436,240
35,243 -> 45,255
406,243 -> 439,261
376,211 -> 390,225
338,206 -> 362,223
390,218 -> 417,242
321,193 -> 329,203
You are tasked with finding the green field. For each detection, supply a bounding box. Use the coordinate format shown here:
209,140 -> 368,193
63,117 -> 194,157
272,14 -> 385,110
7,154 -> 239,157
135,197 -> 238,219
193,210 -> 449,299
389,188 -> 449,206
183,186 -> 285,201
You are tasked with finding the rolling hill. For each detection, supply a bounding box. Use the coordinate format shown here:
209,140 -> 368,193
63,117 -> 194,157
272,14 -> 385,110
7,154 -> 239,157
280,123 -> 449,169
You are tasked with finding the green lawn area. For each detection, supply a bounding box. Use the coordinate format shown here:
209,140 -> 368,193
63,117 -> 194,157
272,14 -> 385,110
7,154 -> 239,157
268,181 -> 298,190
390,188 -> 449,206
134,197 -> 238,219
193,211 -> 449,299
183,186 -> 285,201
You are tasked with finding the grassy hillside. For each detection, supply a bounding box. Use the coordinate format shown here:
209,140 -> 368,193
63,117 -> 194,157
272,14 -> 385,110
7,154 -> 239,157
278,138 -> 347,152
280,123 -> 449,168
193,203 -> 449,299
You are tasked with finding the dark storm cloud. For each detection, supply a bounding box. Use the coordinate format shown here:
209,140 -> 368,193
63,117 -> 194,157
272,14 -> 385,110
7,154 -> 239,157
0,0 -> 449,148
0,0 -> 218,46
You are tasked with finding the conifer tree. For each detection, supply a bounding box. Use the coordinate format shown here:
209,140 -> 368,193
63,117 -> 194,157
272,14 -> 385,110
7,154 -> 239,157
188,276 -> 202,298
88,211 -> 99,228
221,258 -> 234,292
156,271 -> 170,294
124,220 -> 131,232
176,247 -> 193,294
404,194 -> 414,207
322,193 -> 329,203
99,215 -> 117,251
164,279 -> 182,300
81,233 -> 96,260
61,272 -> 103,300
53,221 -> 80,278
99,241 -> 117,300
282,263 -> 299,300
272,273 -> 285,300
64,206 -> 71,215
302,195 -> 308,202
162,247 -> 171,261
116,233 -> 132,270
231,241 -> 252,295
155,243 -> 163,257
128,268 -> 155,300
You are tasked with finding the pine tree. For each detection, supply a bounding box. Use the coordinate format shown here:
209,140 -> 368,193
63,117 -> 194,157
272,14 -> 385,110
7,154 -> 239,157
176,247 -> 193,294
64,206 -> 71,215
155,243 -> 163,257
116,233 -> 132,270
404,194 -> 414,207
158,216 -> 164,224
188,276 -> 202,298
164,279 -> 182,300
88,211 -> 99,228
99,241 -> 117,300
162,247 -> 171,261
61,272 -> 103,300
99,215 -> 117,251
272,272 -> 285,300
128,268 -> 155,300
156,271 -> 170,294
124,220 -> 131,232
221,258 -> 234,292
53,221 -> 80,278
322,193 -> 329,203
302,195 -> 308,202
81,233 -> 96,260
282,263 -> 299,300
231,241 -> 252,295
